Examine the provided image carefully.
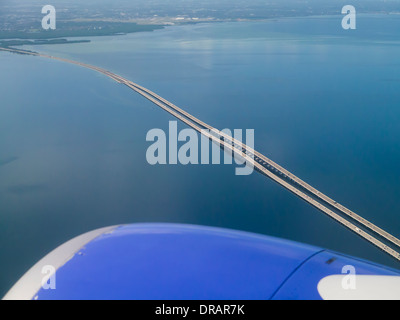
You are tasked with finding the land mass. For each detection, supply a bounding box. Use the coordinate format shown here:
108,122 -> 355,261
0,21 -> 164,41
0,38 -> 90,48
0,0 -> 398,46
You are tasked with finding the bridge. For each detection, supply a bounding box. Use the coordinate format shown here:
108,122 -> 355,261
1,46 -> 400,262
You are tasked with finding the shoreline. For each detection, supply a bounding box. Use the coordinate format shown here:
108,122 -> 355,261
1,13 -> 398,48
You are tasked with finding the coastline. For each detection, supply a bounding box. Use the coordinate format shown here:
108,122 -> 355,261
1,12 -> 398,49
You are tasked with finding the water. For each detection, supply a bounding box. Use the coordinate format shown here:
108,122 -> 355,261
1,14 -> 400,296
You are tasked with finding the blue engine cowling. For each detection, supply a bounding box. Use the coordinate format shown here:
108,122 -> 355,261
3,224 -> 400,300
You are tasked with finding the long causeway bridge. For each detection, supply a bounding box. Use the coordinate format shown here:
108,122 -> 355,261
1,46 -> 399,262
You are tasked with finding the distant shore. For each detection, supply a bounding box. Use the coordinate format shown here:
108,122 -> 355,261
0,38 -> 90,48
0,22 -> 164,41
1,13 -> 398,49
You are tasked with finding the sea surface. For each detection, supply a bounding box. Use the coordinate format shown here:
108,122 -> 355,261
1,14 -> 400,296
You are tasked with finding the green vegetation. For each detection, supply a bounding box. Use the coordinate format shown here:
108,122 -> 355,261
0,22 -> 164,40
0,38 -> 90,48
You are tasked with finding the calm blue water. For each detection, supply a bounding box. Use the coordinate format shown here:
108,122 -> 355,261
1,14 -> 400,295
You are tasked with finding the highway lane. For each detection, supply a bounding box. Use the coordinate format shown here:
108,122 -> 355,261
121,78 -> 400,252
1,46 -> 399,262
